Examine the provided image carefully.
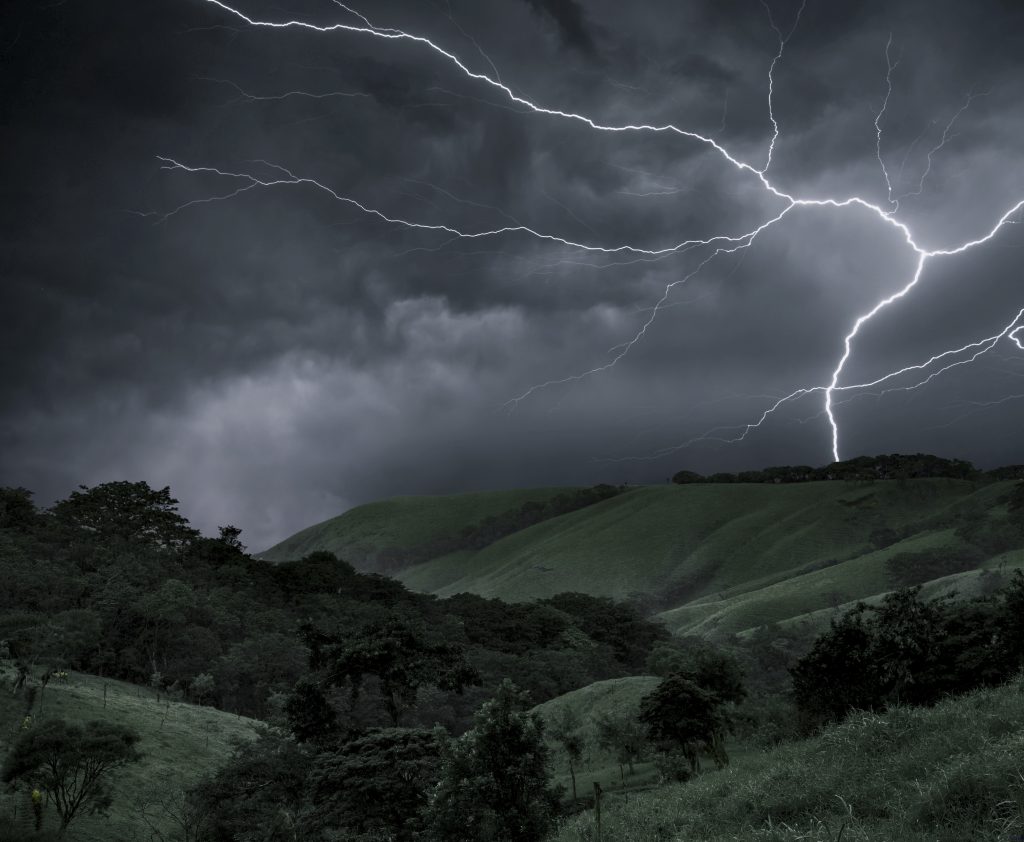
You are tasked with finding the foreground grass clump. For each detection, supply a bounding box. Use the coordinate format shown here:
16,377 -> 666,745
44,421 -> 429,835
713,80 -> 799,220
550,678 -> 1024,842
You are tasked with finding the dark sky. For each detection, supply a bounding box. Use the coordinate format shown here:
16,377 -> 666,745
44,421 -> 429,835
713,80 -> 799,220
4,0 -> 1024,550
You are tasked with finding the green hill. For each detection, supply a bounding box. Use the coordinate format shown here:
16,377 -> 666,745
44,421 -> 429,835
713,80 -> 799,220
0,668 -> 258,842
257,487 -> 582,569
550,676 -> 1024,842
267,478 -> 1023,637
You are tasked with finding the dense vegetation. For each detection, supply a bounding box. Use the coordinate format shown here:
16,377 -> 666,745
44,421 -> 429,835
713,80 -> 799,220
0,482 -> 666,726
2,466 -> 1024,840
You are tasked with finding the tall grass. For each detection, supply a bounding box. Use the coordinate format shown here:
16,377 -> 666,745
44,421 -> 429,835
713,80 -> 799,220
550,677 -> 1024,842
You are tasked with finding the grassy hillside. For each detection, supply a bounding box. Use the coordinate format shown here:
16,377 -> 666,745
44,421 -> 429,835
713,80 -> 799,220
0,668 -> 258,842
532,676 -> 662,797
398,479 -> 1011,609
266,477 -> 1020,636
258,487 -> 581,567
549,676 -> 1024,842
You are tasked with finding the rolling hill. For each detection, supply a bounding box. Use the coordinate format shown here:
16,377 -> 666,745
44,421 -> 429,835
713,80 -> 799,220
264,477 -> 1024,637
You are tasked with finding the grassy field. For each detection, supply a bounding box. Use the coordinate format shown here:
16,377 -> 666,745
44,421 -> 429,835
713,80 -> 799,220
0,667 -> 259,842
549,676 -> 1024,842
257,486 -> 582,566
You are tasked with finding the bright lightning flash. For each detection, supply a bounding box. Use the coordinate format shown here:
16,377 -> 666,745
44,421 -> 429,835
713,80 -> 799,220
159,0 -> 1024,463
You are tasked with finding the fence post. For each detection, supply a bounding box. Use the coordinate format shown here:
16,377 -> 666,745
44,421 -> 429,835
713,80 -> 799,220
593,781 -> 602,842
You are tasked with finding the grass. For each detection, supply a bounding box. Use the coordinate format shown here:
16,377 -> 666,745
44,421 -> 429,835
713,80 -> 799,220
0,667 -> 259,842
532,677 -> 663,799
395,480 -> 1013,627
257,486 -> 582,564
549,676 -> 1024,842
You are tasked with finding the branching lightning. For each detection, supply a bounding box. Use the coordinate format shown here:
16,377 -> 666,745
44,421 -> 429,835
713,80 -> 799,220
159,0 -> 1024,464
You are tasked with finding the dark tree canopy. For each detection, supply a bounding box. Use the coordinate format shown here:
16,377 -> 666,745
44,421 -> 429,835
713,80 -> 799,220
639,672 -> 731,774
426,680 -> 560,842
305,727 -> 446,841
49,481 -> 198,550
791,580 -> 1024,728
306,616 -> 480,726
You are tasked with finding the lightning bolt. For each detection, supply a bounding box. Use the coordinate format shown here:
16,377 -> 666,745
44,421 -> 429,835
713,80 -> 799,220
874,34 -> 900,210
160,0 -> 1024,463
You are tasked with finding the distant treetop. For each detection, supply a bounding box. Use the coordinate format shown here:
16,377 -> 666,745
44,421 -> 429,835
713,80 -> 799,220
671,453 -> 999,486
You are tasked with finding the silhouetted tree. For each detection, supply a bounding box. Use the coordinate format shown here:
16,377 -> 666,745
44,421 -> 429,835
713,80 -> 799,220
50,481 -> 198,551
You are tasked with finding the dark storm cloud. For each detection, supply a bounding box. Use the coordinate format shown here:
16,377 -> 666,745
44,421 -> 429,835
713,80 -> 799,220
519,0 -> 596,55
3,0 -> 1024,549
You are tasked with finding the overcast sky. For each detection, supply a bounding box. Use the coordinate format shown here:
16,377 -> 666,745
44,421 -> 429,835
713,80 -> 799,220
4,0 -> 1024,550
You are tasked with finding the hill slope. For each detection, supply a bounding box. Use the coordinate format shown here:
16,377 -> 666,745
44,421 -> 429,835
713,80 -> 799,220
258,487 -> 581,570
0,668 -> 258,842
269,478 -> 1023,636
398,480 -> 1015,605
550,677 -> 1024,842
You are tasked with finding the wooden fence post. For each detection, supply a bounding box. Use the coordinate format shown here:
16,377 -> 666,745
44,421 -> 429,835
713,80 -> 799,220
593,781 -> 602,842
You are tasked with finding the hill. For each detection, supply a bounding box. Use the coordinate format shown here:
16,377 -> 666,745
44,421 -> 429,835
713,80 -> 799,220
0,667 -> 259,842
257,487 -> 583,570
268,477 -> 1023,635
550,676 -> 1024,841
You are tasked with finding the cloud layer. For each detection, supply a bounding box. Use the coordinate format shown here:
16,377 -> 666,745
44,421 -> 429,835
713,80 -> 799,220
3,0 -> 1024,549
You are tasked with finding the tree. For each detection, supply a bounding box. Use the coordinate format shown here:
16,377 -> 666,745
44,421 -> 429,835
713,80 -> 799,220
547,705 -> 584,802
2,719 -> 142,835
308,616 -> 480,726
191,730 -> 310,842
426,680 -> 560,842
592,710 -> 646,782
304,727 -> 446,841
50,481 -> 198,551
790,603 -> 882,726
539,592 -> 670,670
284,679 -> 338,745
639,673 -> 729,775
217,525 -> 245,552
646,637 -> 746,704
0,487 -> 42,534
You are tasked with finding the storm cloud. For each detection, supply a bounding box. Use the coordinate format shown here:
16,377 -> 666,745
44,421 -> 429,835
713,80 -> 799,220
3,0 -> 1024,549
